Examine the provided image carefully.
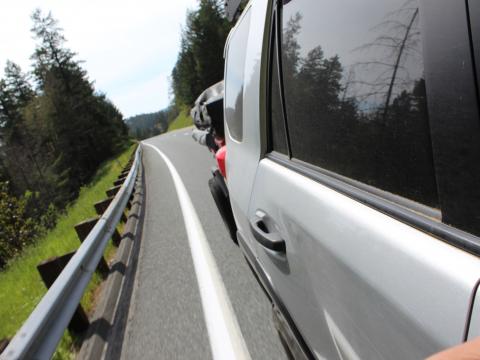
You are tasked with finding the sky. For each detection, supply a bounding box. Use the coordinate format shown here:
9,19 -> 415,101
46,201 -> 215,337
0,0 -> 198,118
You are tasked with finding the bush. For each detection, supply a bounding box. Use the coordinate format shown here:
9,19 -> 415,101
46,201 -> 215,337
0,182 -> 49,268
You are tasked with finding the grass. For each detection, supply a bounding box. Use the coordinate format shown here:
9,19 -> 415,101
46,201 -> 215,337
0,142 -> 136,359
167,106 -> 193,131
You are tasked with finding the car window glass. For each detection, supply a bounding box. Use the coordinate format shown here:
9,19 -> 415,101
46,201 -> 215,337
279,0 -> 439,208
225,10 -> 251,141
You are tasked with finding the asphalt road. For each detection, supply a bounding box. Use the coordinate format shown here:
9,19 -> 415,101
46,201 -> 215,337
119,128 -> 288,360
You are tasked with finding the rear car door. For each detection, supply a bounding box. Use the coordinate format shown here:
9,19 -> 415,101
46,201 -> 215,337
246,0 -> 480,358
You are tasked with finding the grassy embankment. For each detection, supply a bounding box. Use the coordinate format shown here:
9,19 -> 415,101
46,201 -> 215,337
167,106 -> 193,131
0,142 -> 136,359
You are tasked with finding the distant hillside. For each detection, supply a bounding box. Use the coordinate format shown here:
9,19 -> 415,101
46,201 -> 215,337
168,107 -> 193,131
125,107 -> 179,139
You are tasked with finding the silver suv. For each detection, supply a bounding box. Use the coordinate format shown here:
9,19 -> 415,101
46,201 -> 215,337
223,0 -> 480,358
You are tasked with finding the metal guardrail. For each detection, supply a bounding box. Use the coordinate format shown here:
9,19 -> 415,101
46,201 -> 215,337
0,146 -> 142,360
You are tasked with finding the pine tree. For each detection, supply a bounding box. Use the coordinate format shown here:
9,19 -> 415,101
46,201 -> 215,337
171,0 -> 232,106
29,9 -> 128,201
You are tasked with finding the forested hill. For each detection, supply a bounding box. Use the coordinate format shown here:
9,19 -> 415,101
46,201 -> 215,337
0,10 -> 128,267
171,0 -> 233,106
125,108 -> 175,140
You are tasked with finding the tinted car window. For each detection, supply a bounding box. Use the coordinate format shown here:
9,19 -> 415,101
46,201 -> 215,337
279,0 -> 439,208
225,10 -> 251,141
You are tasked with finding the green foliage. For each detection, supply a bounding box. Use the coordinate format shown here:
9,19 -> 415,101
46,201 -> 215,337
0,10 -> 129,266
125,107 -> 174,140
0,184 -> 59,268
27,10 -> 128,202
0,144 -> 134,356
167,107 -> 193,131
171,0 -> 233,106
0,183 -> 42,267
126,1 -> 227,140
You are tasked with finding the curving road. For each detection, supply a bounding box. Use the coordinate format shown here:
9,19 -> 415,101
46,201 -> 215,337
117,128 -> 288,360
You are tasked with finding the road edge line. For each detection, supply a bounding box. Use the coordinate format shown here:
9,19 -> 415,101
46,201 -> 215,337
142,142 -> 251,360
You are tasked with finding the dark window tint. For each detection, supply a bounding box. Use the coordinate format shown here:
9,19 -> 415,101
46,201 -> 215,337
269,16 -> 288,154
421,0 -> 480,237
225,10 -> 251,141
279,0 -> 438,208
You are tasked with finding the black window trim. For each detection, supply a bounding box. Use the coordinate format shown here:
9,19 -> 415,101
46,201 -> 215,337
266,1 -> 291,156
467,0 -> 480,105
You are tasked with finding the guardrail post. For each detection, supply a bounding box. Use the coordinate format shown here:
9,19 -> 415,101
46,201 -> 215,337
37,252 -> 90,334
74,218 -> 110,276
93,199 -> 124,244
0,338 -> 9,355
95,197 -> 127,223
113,178 -> 124,187
119,170 -> 130,178
106,185 -> 122,198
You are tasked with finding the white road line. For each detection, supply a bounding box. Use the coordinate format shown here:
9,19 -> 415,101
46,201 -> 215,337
142,142 -> 251,360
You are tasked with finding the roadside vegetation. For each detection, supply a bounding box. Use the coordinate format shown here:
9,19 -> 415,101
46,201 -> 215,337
0,10 -> 128,268
0,0 -> 231,355
0,9 -> 130,358
0,143 -> 135,358
125,106 -> 177,140
167,107 -> 193,131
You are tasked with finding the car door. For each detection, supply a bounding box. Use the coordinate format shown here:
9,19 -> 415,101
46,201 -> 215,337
246,0 -> 480,358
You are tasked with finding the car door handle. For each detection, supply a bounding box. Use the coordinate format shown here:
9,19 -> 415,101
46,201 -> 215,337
249,211 -> 286,253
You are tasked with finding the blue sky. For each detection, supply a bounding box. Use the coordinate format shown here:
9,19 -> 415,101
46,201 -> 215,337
0,0 -> 198,117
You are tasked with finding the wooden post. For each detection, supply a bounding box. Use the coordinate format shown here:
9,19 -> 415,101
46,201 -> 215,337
74,218 -> 110,274
0,338 -> 9,355
106,185 -> 121,198
37,252 -> 90,334
94,198 -> 113,215
113,178 -> 124,187
92,200 -> 124,244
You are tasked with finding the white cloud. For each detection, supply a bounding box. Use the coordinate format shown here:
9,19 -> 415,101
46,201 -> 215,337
0,0 -> 198,117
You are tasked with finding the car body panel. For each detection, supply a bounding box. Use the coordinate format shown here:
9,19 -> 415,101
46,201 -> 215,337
249,158 -> 480,359
466,284 -> 480,340
224,0 -> 269,256
224,0 -> 480,358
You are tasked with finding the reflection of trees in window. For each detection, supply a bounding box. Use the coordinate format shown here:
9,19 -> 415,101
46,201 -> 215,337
348,1 -> 422,120
280,5 -> 438,207
281,13 -> 357,134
